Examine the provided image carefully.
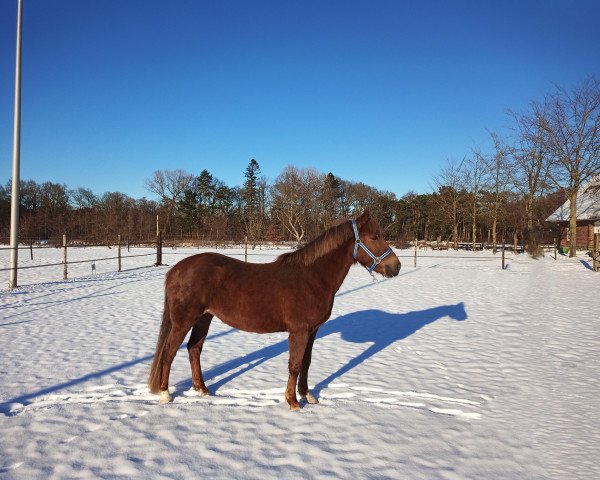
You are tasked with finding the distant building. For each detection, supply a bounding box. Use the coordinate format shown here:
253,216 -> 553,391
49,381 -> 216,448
546,175 -> 600,249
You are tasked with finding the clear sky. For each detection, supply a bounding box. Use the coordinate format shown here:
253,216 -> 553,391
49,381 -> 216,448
1,0 -> 599,201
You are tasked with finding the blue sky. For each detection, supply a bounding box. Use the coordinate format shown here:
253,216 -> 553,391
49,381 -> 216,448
1,0 -> 599,201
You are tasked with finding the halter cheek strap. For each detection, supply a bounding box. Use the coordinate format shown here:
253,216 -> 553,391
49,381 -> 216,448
352,219 -> 393,273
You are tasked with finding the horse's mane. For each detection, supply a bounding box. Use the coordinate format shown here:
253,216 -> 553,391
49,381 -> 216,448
277,220 -> 353,267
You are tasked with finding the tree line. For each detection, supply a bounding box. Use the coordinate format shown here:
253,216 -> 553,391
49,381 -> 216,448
1,76 -> 598,254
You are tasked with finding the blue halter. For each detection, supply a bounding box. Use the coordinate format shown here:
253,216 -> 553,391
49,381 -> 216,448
351,219 -> 394,273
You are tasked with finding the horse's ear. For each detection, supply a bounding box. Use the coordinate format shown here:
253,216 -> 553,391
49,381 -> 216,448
356,208 -> 371,227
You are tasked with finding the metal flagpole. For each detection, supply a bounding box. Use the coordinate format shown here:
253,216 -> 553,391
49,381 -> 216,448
9,0 -> 23,289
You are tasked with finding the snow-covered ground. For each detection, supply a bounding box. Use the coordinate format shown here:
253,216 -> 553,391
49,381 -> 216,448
1,245 -> 598,479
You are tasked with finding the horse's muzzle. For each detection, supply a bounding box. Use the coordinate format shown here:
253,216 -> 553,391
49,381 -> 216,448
384,261 -> 401,278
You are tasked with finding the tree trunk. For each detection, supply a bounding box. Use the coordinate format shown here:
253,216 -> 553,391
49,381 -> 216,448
452,205 -> 459,250
492,217 -> 498,254
472,202 -> 477,251
526,195 -> 534,233
568,191 -> 578,257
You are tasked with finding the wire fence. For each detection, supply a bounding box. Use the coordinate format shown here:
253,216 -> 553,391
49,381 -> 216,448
1,232 -> 543,291
0,235 -> 304,287
0,236 -> 163,285
0,252 -> 156,272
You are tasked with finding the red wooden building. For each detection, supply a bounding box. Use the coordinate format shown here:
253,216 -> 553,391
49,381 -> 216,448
546,175 -> 600,250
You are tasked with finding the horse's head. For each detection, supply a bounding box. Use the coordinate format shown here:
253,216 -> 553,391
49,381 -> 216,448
447,302 -> 467,321
353,210 -> 401,278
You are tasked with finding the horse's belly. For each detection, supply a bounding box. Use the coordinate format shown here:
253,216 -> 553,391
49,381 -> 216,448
209,308 -> 286,334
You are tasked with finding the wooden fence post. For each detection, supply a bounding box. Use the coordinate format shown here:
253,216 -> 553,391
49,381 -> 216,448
414,237 -> 417,268
502,238 -> 506,270
63,234 -> 68,280
30,240 -> 33,260
594,233 -> 600,272
118,235 -> 122,272
245,236 -> 248,262
156,231 -> 163,266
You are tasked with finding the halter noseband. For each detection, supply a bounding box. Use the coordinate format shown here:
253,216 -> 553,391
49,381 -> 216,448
352,219 -> 393,273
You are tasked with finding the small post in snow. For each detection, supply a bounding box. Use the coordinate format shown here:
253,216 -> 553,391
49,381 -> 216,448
414,237 -> 417,268
156,231 -> 163,266
501,238 -> 506,270
245,236 -> 248,262
63,234 -> 68,280
118,235 -> 122,272
593,233 -> 600,272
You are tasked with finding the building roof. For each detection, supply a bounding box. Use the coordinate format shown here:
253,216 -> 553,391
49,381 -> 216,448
546,174 -> 600,222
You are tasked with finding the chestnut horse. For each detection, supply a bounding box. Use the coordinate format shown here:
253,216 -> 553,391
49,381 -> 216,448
148,210 -> 401,410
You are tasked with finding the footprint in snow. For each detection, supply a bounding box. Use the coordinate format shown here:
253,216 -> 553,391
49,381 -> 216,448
320,384 -> 483,419
0,462 -> 23,473
10,382 -> 483,420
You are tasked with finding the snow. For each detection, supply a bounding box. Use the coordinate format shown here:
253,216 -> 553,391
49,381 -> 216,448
1,246 -> 599,479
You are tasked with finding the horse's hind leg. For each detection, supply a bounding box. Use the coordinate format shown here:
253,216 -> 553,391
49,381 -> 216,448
187,313 -> 213,395
298,330 -> 319,404
159,324 -> 192,404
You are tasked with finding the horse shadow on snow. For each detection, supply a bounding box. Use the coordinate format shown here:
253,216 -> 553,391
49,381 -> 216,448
0,303 -> 467,414
181,302 -> 468,399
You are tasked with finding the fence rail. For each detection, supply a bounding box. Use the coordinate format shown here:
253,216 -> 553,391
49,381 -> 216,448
0,252 -> 155,272
1,236 -> 304,287
1,235 -> 166,287
3,233 -> 540,289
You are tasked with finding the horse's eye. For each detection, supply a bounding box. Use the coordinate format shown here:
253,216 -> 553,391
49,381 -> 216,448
371,235 -> 379,241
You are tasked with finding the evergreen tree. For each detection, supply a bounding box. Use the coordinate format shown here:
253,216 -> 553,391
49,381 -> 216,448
321,172 -> 342,228
176,188 -> 200,235
243,159 -> 261,217
196,169 -> 215,213
242,159 -> 263,244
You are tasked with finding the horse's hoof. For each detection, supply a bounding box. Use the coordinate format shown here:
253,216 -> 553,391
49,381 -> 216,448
305,393 -> 319,404
193,386 -> 210,396
159,390 -> 172,404
289,403 -> 301,411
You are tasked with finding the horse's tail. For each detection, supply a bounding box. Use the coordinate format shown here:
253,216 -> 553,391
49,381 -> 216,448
148,294 -> 172,394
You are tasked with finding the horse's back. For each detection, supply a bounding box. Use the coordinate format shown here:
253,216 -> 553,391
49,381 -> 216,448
166,252 -> 241,288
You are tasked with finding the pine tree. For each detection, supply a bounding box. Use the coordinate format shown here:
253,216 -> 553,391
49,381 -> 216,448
242,159 -> 263,245
243,159 -> 260,217
196,169 -> 215,213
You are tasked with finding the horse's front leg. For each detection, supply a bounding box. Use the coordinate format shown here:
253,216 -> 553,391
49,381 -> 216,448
298,330 -> 319,404
285,330 -> 310,411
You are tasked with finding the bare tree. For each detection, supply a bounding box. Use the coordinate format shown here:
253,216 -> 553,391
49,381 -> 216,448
145,169 -> 194,234
432,158 -> 466,249
464,151 -> 488,250
507,106 -> 551,244
485,132 -> 513,252
272,166 -> 306,243
272,165 -> 324,243
345,181 -> 376,214
72,187 -> 98,210
537,76 -> 600,256
71,187 -> 98,240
